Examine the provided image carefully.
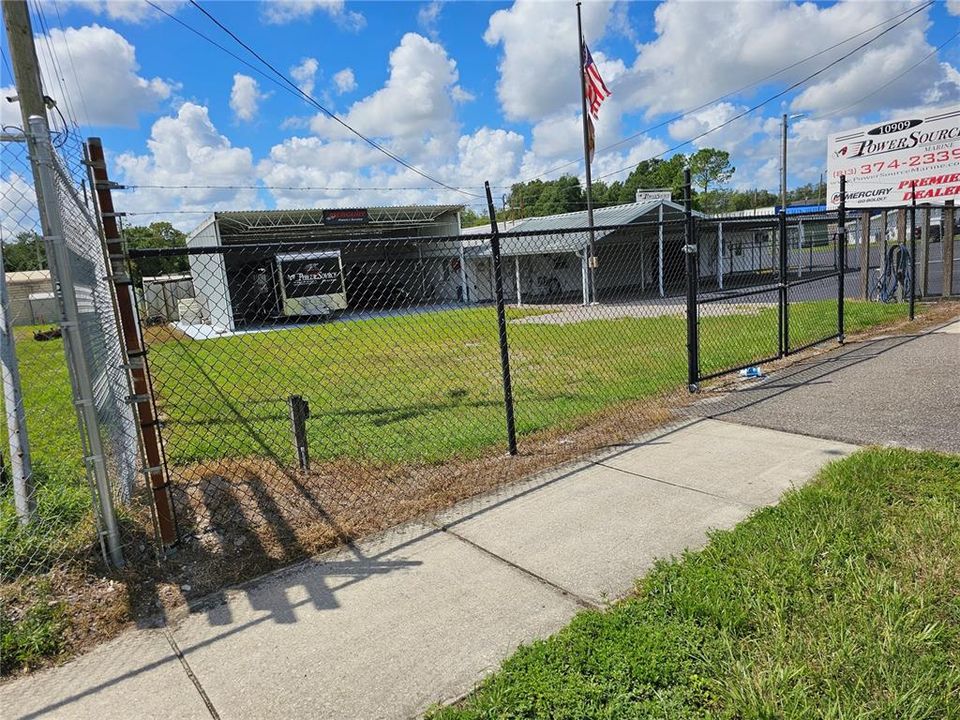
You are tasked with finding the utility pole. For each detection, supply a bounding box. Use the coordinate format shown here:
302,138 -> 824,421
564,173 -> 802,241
1,0 -> 45,524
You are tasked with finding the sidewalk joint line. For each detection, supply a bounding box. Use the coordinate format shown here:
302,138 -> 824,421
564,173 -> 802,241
592,461 -> 754,509
163,629 -> 222,720
434,523 -> 600,610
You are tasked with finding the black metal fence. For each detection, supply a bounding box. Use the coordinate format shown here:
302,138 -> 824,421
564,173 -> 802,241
122,190 -> 934,561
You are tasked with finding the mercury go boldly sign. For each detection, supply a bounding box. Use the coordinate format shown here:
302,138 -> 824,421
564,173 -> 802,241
827,105 -> 960,209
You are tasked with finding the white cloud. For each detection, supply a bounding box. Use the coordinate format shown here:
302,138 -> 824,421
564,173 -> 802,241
948,0 -> 960,16
483,0 -> 614,121
261,0 -> 366,31
620,0 -> 958,120
73,0 -> 185,23
310,33 -> 462,155
418,1 -> 443,38
114,103 -> 259,226
291,58 -> 320,97
332,68 -> 357,95
451,86 -> 475,104
229,74 -> 268,122
668,102 -> 764,154
5,25 -> 173,128
0,171 -> 39,239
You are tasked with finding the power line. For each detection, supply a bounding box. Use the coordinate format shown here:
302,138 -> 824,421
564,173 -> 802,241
184,0 -> 481,199
121,183 -> 479,192
592,0 -> 933,184
514,0 -> 937,187
809,29 -> 960,122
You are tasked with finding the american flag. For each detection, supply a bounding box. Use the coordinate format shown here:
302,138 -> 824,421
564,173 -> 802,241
582,43 -> 611,119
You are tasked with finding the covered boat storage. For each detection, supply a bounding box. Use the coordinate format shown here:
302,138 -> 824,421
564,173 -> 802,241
185,205 -> 464,332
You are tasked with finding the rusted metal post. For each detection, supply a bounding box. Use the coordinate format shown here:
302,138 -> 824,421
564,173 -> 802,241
86,137 -> 178,546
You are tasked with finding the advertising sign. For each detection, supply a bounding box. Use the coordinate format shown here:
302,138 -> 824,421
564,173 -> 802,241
634,189 -> 673,202
322,208 -> 369,225
826,106 -> 960,209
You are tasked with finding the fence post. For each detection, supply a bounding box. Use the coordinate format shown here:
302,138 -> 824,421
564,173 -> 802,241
920,208 -> 931,297
0,247 -> 34,524
484,181 -> 517,456
86,137 -> 178,546
944,200 -> 955,297
27,115 -> 124,567
683,169 -> 698,392
288,395 -> 310,471
859,210 -> 871,299
909,182 -> 917,321
837,175 -> 846,343
778,210 -> 788,356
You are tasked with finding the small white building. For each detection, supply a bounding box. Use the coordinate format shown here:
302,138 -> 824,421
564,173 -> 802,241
3,269 -> 55,326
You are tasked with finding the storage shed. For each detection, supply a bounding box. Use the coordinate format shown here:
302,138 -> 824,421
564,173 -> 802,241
185,205 -> 463,333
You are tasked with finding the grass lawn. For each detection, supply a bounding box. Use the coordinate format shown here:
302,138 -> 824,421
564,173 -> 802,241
146,300 -> 907,466
430,448 -> 960,719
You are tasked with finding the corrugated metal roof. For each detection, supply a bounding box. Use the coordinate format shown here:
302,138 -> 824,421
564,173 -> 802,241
497,200 -> 689,256
5,270 -> 51,283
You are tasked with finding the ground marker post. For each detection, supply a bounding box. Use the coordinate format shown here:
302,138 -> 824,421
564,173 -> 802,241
778,209 -> 788,356
837,175 -> 846,343
484,181 -> 517,456
683,169 -> 699,391
909,181 -> 917,321
288,395 -> 310,471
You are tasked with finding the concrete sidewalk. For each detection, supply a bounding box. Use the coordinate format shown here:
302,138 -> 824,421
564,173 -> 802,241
2,419 -> 854,720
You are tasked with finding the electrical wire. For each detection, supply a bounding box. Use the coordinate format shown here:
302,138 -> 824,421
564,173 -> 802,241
591,0 -> 933,184
121,183 -> 477,192
512,0 -> 939,186
809,29 -> 960,122
184,0 -> 481,198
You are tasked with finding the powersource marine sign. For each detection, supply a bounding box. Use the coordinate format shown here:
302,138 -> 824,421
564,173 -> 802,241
827,106 -> 960,209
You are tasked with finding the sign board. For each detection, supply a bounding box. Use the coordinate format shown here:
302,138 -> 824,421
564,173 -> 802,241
275,251 -> 347,316
827,106 -> 960,209
322,208 -> 369,225
634,189 -> 672,203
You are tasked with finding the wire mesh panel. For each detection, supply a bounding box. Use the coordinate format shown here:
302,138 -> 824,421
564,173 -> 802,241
129,219 -> 714,569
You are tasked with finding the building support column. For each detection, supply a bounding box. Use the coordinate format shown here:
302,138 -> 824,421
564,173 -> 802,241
658,204 -> 665,298
514,255 -> 522,306
717,222 -> 724,289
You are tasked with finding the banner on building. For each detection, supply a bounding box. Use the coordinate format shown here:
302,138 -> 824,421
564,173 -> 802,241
826,106 -> 960,209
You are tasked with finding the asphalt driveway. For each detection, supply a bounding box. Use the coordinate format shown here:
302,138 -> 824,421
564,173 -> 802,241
696,317 -> 960,453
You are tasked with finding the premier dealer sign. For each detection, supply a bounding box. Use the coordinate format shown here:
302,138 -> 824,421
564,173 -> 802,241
827,106 -> 960,209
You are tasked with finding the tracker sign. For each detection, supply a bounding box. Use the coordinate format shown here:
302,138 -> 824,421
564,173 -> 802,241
827,106 -> 960,209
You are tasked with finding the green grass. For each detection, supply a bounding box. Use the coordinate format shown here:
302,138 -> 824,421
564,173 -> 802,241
0,328 -> 92,579
147,300 -> 907,465
0,580 -> 68,675
430,448 -> 960,719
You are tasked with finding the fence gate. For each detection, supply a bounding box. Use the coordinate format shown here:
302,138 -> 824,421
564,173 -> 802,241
689,206 -> 846,388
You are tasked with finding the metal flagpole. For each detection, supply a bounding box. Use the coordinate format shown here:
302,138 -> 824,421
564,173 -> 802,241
576,2 -> 597,305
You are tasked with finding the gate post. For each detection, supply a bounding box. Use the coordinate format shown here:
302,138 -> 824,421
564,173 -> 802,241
484,181 -> 517,455
909,182 -> 917,321
778,210 -> 788,356
837,175 -> 846,343
683,169 -> 699,392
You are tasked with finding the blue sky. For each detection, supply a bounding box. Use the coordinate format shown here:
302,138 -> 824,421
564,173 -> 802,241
2,0 -> 960,225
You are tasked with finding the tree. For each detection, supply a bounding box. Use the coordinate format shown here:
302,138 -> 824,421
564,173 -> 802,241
1,232 -> 46,272
689,148 -> 735,195
459,208 -> 486,228
620,155 -> 688,204
123,222 -> 189,283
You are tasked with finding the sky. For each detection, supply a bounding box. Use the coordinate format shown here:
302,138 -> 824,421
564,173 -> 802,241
2,0 -> 960,228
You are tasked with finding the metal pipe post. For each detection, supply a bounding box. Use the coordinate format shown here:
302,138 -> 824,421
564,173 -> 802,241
28,115 -> 124,567
485,181 -> 517,456
778,210 -> 788,356
909,182 -> 917,320
683,169 -> 698,391
837,175 -> 846,343
0,246 -> 34,523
